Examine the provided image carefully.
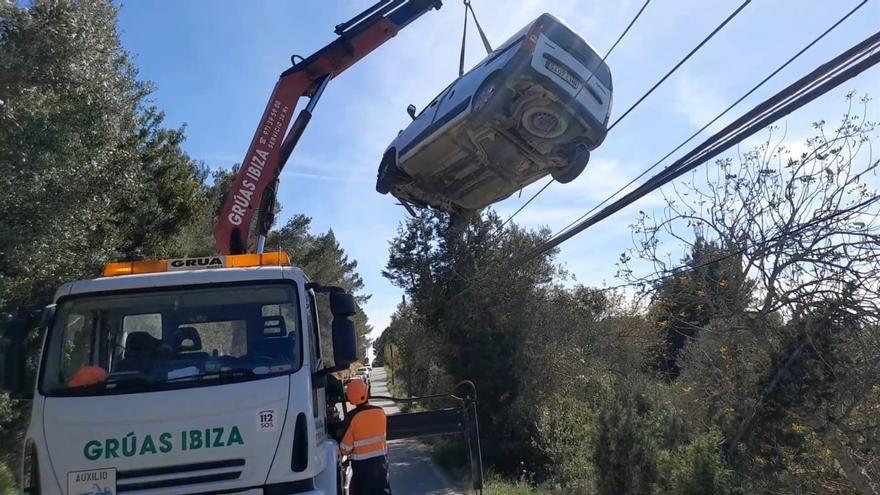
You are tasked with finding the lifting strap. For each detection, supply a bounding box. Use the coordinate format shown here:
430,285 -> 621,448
459,0 -> 493,76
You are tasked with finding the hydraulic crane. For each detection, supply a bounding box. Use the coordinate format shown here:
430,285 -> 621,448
214,0 -> 443,255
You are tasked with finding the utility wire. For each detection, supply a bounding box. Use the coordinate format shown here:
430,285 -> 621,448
500,178 -> 553,229
534,30 -> 880,260
603,0 -> 652,59
502,0 -> 748,227
607,0 -> 752,131
437,31 -> 880,308
499,0 -> 651,228
553,0 -> 870,238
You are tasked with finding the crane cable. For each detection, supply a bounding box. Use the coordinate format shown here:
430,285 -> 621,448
552,0 -> 870,239
459,0 -> 492,76
501,0 -> 751,227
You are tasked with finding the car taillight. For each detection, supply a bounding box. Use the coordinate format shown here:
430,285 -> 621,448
523,21 -> 544,53
22,440 -> 40,494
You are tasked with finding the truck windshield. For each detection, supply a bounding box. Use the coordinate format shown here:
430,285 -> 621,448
41,283 -> 301,396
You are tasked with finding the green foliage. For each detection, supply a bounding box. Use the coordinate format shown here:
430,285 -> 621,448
383,210 -> 565,471
656,430 -> 731,495
0,461 -> 16,495
532,394 -> 594,488
649,238 -> 751,378
0,0 -> 210,478
267,215 -> 371,360
483,474 -> 551,495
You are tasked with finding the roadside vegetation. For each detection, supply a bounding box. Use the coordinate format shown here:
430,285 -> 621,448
375,94 -> 880,493
2,1 -> 879,494
0,0 -> 371,485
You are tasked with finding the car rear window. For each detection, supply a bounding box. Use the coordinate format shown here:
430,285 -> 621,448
542,19 -> 612,90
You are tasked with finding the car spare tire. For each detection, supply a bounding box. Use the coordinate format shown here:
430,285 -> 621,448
551,144 -> 590,184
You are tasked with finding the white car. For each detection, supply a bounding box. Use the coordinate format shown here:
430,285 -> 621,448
377,13 -> 613,214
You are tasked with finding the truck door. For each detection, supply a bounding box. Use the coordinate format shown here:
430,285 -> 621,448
306,290 -> 328,445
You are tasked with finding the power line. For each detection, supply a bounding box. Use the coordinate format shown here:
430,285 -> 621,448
601,0 -> 652,60
502,0 -> 750,227
434,30 -> 880,308
532,29 -> 880,261
500,178 -> 553,229
552,0 -> 870,238
607,0 -> 752,132
406,6 -> 880,319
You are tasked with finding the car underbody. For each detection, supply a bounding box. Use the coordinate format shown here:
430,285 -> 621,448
388,72 -> 599,214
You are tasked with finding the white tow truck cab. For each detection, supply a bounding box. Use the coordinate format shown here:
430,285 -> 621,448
0,252 -> 358,495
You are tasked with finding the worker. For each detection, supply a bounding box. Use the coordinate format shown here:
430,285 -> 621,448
339,378 -> 391,495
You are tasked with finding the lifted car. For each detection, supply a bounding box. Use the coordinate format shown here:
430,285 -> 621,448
377,13 -> 613,214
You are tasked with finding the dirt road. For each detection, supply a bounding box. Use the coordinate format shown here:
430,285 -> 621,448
369,367 -> 464,495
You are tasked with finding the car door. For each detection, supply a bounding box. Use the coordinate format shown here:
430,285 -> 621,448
432,75 -> 475,132
396,87 -> 450,158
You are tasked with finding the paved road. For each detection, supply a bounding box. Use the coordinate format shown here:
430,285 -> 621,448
369,367 -> 465,495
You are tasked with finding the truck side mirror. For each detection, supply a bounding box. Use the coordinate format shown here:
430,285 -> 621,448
406,104 -> 417,120
331,318 -> 358,366
330,292 -> 356,317
0,319 -> 31,398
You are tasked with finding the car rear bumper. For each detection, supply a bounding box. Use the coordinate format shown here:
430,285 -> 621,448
508,50 -> 608,148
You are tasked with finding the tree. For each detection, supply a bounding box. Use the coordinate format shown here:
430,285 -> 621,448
646,238 -> 752,378
384,210 -> 568,470
0,0 -> 216,475
624,95 -> 880,493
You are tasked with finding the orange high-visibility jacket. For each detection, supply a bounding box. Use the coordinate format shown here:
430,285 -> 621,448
340,404 -> 388,461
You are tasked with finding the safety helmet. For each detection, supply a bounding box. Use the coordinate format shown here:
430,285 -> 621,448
68,366 -> 109,388
346,377 -> 368,405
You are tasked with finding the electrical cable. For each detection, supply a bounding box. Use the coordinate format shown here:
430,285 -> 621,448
500,178 -> 553,229
607,0 -> 752,132
552,0 -> 870,239
434,31 -> 880,308
533,30 -> 880,260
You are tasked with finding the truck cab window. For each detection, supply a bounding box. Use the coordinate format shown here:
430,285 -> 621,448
41,284 -> 303,396
306,291 -> 322,371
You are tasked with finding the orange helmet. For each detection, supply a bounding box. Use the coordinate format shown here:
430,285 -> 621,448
68,366 -> 109,388
346,377 -> 368,405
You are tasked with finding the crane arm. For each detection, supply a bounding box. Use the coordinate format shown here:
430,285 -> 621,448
215,0 -> 443,254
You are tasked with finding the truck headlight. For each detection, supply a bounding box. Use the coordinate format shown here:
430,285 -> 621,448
22,440 -> 40,494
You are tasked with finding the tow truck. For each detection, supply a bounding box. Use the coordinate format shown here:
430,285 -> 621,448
0,1 -> 482,494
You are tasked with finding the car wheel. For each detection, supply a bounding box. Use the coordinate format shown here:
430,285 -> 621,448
551,144 -> 590,184
376,150 -> 403,194
472,72 -> 505,122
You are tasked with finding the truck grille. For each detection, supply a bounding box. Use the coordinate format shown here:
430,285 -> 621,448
117,459 -> 245,492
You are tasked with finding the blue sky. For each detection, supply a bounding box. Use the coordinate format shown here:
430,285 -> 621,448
116,0 -> 880,344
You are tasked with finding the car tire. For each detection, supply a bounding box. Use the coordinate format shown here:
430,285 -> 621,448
376,150 -> 404,194
552,144 -> 590,184
471,72 -> 506,124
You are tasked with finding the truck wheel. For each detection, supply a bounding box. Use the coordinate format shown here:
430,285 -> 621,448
551,144 -> 590,184
376,150 -> 403,194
